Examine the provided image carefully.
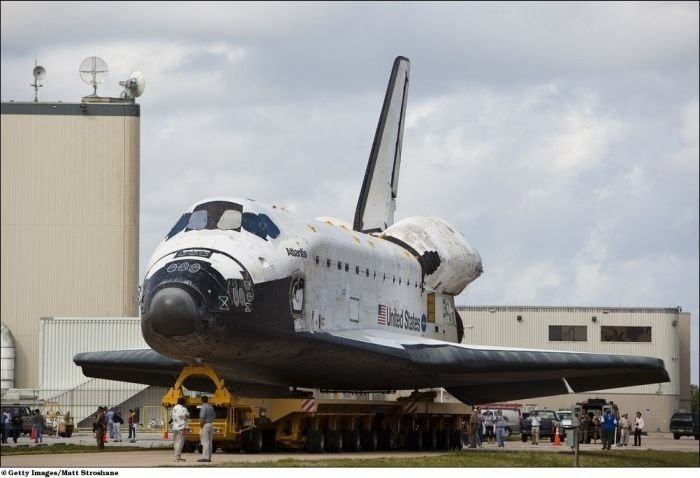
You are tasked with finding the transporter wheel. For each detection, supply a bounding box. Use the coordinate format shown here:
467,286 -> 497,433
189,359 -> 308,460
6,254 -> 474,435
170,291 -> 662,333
437,429 -> 451,450
249,429 -> 263,453
379,430 -> 394,450
422,430 -> 437,451
450,430 -> 462,450
343,430 -> 361,452
362,430 -> 378,451
325,430 -> 343,453
673,434 -> 680,440
407,430 -> 423,451
505,427 -> 512,438
521,434 -> 528,443
182,441 -> 196,453
262,429 -> 278,452
305,430 -> 324,453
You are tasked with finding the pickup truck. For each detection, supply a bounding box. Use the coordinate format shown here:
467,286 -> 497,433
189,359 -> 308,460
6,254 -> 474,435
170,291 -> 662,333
1,406 -> 34,435
670,412 -> 699,440
520,410 -> 562,442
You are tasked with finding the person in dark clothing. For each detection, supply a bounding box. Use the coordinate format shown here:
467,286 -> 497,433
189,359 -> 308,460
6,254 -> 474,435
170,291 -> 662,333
93,407 -> 106,450
10,413 -> 22,443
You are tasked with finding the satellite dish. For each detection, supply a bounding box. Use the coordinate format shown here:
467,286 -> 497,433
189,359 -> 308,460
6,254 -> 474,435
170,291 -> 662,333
79,56 -> 108,97
31,61 -> 46,103
33,65 -> 46,81
119,71 -> 146,99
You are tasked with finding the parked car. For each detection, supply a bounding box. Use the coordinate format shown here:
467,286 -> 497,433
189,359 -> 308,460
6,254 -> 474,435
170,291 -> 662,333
669,412 -> 699,440
520,409 -> 561,442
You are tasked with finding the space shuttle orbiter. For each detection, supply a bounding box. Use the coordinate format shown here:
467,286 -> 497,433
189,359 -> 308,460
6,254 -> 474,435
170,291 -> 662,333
75,57 -> 669,404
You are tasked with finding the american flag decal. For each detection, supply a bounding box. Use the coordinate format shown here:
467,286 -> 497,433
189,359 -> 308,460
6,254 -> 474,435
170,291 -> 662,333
377,304 -> 388,325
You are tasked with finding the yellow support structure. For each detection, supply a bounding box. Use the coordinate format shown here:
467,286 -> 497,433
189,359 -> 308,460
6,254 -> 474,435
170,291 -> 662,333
162,364 -> 236,408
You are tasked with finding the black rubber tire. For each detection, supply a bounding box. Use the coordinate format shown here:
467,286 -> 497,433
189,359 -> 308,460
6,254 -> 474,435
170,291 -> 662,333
521,434 -> 528,443
673,433 -> 680,440
423,429 -> 437,450
451,430 -> 462,450
249,429 -> 263,453
379,430 -> 394,450
325,430 -> 342,453
262,429 -> 278,452
407,430 -> 423,451
362,430 -> 378,451
304,430 -> 325,454
439,429 -> 451,450
505,427 -> 512,437
343,430 -> 361,452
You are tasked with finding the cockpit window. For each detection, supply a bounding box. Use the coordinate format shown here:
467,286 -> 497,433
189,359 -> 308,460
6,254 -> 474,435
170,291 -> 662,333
259,214 -> 280,239
218,209 -> 242,230
165,212 -> 191,240
242,212 -> 280,240
165,200 -> 281,240
187,209 -> 208,230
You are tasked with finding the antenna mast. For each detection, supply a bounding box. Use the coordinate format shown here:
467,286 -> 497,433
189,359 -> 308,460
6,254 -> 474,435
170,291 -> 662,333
31,59 -> 46,103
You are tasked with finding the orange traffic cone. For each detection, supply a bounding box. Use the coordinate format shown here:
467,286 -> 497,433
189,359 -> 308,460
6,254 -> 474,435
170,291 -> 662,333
30,427 -> 35,440
554,427 -> 561,446
164,428 -> 169,439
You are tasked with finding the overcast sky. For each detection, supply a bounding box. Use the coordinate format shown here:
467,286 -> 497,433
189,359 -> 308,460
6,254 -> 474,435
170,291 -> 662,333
2,1 -> 698,382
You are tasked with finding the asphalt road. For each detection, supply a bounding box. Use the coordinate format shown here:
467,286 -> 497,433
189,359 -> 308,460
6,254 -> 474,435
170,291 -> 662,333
1,431 -> 698,467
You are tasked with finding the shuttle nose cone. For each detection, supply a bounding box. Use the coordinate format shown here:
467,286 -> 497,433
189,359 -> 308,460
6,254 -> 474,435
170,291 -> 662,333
148,287 -> 199,337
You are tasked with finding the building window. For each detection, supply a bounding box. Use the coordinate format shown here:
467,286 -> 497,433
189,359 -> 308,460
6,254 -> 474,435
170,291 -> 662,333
549,325 -> 587,342
601,326 -> 652,342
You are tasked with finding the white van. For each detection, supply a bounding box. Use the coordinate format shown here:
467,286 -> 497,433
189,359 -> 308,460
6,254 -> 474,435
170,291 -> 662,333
482,408 -> 521,436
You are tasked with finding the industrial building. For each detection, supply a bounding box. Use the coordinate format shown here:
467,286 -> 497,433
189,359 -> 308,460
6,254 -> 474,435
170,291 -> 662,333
1,98 -> 140,391
457,305 -> 692,432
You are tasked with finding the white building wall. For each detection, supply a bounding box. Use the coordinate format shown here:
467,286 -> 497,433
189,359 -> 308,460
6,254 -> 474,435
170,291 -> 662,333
39,317 -> 149,425
458,306 -> 686,431
459,306 -> 680,395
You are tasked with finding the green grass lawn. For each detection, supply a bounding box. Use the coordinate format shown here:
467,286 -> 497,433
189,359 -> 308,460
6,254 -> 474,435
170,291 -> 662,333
0,444 -> 170,455
242,450 -> 698,467
2,446 -> 697,467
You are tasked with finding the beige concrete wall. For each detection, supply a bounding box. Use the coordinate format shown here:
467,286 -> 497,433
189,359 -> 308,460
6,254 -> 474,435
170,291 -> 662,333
1,104 -> 139,388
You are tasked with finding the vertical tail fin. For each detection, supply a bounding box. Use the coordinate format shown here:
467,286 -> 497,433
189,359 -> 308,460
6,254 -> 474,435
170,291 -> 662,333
353,56 -> 410,233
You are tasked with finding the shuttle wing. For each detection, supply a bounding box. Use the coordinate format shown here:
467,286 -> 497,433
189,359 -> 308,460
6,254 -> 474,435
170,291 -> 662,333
354,56 -> 410,233
317,329 -> 670,404
73,349 -> 312,397
74,349 -> 186,388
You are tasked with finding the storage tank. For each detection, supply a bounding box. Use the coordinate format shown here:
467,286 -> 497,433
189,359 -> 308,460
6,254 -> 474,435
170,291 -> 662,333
1,321 -> 15,391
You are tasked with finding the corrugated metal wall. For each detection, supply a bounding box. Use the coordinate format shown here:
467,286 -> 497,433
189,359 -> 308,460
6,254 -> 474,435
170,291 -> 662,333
458,306 -> 682,395
39,317 -> 156,425
1,104 -> 139,388
39,317 -> 146,390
